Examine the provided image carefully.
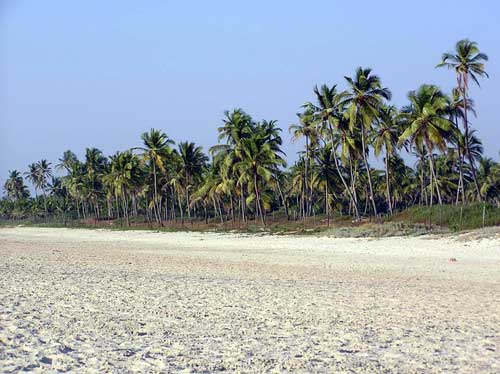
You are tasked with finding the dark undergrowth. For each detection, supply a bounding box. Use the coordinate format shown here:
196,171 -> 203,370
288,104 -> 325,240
1,203 -> 498,238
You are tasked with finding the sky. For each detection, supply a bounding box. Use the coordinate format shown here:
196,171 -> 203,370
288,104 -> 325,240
1,0 -> 499,190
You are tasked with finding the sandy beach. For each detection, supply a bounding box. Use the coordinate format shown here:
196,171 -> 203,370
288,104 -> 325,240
0,227 -> 499,373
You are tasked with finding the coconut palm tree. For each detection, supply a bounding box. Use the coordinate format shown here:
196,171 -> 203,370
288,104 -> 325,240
57,150 -> 78,173
305,84 -> 360,219
343,67 -> 392,215
399,85 -> 452,207
372,105 -> 400,214
104,151 -> 143,226
234,123 -> 286,225
134,129 -> 174,225
4,170 -> 29,201
437,39 -> 489,200
25,163 -> 40,198
83,148 -> 106,219
289,109 -> 318,218
176,141 -> 208,222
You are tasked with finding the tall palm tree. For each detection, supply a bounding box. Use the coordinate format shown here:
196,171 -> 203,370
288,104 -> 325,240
84,148 -> 106,219
234,123 -> 286,225
104,151 -> 143,226
34,159 -> 52,215
289,109 -> 318,218
176,141 -> 208,222
344,67 -> 392,215
437,39 -> 488,200
134,129 -> 174,225
399,85 -> 452,207
305,84 -> 360,219
25,163 -> 40,198
372,105 -> 400,214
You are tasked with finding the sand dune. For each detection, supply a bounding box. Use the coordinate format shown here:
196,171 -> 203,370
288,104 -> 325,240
0,227 -> 499,373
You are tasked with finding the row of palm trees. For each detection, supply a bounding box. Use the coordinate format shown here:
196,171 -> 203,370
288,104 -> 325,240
2,39 -> 499,225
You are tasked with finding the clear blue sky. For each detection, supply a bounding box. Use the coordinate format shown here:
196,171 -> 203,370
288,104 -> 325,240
1,0 -> 499,189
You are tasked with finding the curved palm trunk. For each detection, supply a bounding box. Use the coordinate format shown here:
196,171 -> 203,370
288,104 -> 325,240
429,154 -> 442,205
331,149 -> 359,219
360,126 -> 377,215
327,123 -> 359,219
274,176 -> 289,219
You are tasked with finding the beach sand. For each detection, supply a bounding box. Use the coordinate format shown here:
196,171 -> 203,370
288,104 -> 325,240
0,227 -> 499,373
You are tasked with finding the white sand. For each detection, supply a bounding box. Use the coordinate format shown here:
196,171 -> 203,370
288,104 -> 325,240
0,227 -> 499,373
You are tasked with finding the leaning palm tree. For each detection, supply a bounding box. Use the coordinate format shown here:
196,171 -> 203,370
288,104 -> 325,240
437,39 -> 489,200
399,85 -> 452,207
57,150 -> 78,173
372,105 -> 400,214
343,67 -> 392,215
134,129 -> 174,225
4,170 -> 29,201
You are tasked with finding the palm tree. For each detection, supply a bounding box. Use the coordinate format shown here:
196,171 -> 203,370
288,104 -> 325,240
57,150 -> 78,173
104,151 -> 143,226
234,123 -> 286,225
437,39 -> 489,200
289,109 -> 318,218
4,170 -> 29,201
84,148 -> 107,219
25,163 -> 40,198
314,144 -> 339,224
34,159 -> 52,215
372,105 -> 400,214
344,67 -> 392,215
176,141 -> 208,222
134,129 -> 174,225
449,127 -> 483,204
305,84 -> 360,219
399,85 -> 452,207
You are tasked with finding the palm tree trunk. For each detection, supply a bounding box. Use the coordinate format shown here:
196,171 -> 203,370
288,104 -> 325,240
326,123 -> 358,219
254,171 -> 265,225
152,162 -> 162,225
360,126 -> 377,215
429,153 -> 442,205
385,148 -> 393,215
274,176 -> 289,219
240,183 -> 246,223
177,190 -> 184,223
461,81 -> 482,201
429,159 -> 434,208
456,152 -> 466,204
325,184 -> 330,226
185,187 -> 191,222
305,136 -> 309,217
331,146 -> 359,219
